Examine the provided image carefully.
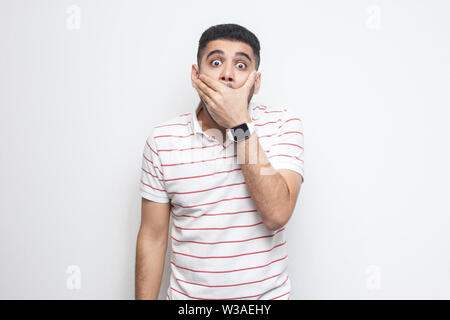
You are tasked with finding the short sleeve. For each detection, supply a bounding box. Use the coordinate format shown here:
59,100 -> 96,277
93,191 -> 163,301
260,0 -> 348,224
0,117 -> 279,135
267,107 -> 305,183
139,131 -> 170,203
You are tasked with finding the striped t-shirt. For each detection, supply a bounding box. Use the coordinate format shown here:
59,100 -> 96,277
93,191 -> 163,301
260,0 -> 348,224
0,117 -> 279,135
139,99 -> 305,300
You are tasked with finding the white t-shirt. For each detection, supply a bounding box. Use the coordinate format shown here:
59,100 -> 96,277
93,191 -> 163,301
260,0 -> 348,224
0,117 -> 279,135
139,99 -> 305,300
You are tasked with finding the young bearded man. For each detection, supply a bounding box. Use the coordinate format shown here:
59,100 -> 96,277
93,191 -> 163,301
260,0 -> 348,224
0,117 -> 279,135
136,23 -> 305,300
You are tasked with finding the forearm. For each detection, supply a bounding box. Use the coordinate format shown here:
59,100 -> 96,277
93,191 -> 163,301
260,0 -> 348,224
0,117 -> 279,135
135,232 -> 167,300
236,132 -> 290,230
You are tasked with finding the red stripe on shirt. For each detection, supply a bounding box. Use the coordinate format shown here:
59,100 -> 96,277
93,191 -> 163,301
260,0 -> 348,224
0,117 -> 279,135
263,110 -> 284,113
142,154 -> 164,176
171,196 -> 252,209
258,132 -> 278,139
172,240 -> 287,259
271,291 -> 290,300
170,255 -> 287,273
155,121 -> 191,128
154,133 -> 195,139
252,106 -> 267,111
277,131 -> 303,137
254,119 -> 282,127
163,168 -> 241,182
167,181 -> 246,195
170,275 -> 289,300
140,179 -> 166,193
170,208 -> 257,218
267,154 -> 304,163
141,168 -> 161,181
271,142 -> 304,150
170,227 -> 284,244
175,272 -> 282,288
162,154 -> 236,167
158,143 -> 221,152
170,287 -> 262,300
173,221 -> 263,231
146,140 -> 159,156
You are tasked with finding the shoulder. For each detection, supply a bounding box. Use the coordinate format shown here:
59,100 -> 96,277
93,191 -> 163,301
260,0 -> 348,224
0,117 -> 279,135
147,112 -> 192,138
144,112 -> 194,151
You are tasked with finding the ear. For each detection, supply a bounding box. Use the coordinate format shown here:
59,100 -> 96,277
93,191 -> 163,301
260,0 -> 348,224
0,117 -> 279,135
254,72 -> 261,95
191,64 -> 200,88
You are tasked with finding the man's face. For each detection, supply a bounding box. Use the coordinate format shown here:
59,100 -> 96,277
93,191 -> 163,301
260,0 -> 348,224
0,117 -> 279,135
192,39 -> 261,100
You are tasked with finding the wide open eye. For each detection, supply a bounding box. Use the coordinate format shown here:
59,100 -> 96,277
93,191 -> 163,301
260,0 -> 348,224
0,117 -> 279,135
211,59 -> 222,67
236,62 -> 246,69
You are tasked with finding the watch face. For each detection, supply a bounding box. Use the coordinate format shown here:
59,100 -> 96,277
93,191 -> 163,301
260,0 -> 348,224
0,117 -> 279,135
232,123 -> 250,141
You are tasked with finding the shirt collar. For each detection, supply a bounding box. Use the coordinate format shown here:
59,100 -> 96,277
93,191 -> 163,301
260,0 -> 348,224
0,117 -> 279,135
192,102 -> 203,135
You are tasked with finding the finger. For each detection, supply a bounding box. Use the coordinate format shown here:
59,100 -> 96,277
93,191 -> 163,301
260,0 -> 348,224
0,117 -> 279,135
193,78 -> 210,99
194,78 -> 217,102
194,80 -> 212,103
243,70 -> 257,90
196,86 -> 215,109
199,73 -> 228,92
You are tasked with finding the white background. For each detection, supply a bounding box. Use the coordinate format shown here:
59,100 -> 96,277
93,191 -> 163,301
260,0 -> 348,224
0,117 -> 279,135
1,0 -> 449,299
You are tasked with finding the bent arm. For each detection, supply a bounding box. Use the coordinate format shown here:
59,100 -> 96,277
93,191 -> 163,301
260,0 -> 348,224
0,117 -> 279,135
237,132 -> 302,230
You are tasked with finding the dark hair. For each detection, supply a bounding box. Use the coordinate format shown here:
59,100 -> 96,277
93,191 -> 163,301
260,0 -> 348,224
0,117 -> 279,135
197,23 -> 261,70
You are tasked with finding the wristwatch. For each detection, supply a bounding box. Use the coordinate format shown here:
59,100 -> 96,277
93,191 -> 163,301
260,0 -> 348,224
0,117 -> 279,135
227,122 -> 256,142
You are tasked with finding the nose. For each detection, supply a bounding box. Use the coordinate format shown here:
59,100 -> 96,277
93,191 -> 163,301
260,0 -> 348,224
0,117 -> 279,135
221,75 -> 233,82
220,64 -> 235,87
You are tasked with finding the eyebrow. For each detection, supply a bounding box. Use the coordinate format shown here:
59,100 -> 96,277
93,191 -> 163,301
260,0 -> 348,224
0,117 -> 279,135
206,49 -> 252,63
